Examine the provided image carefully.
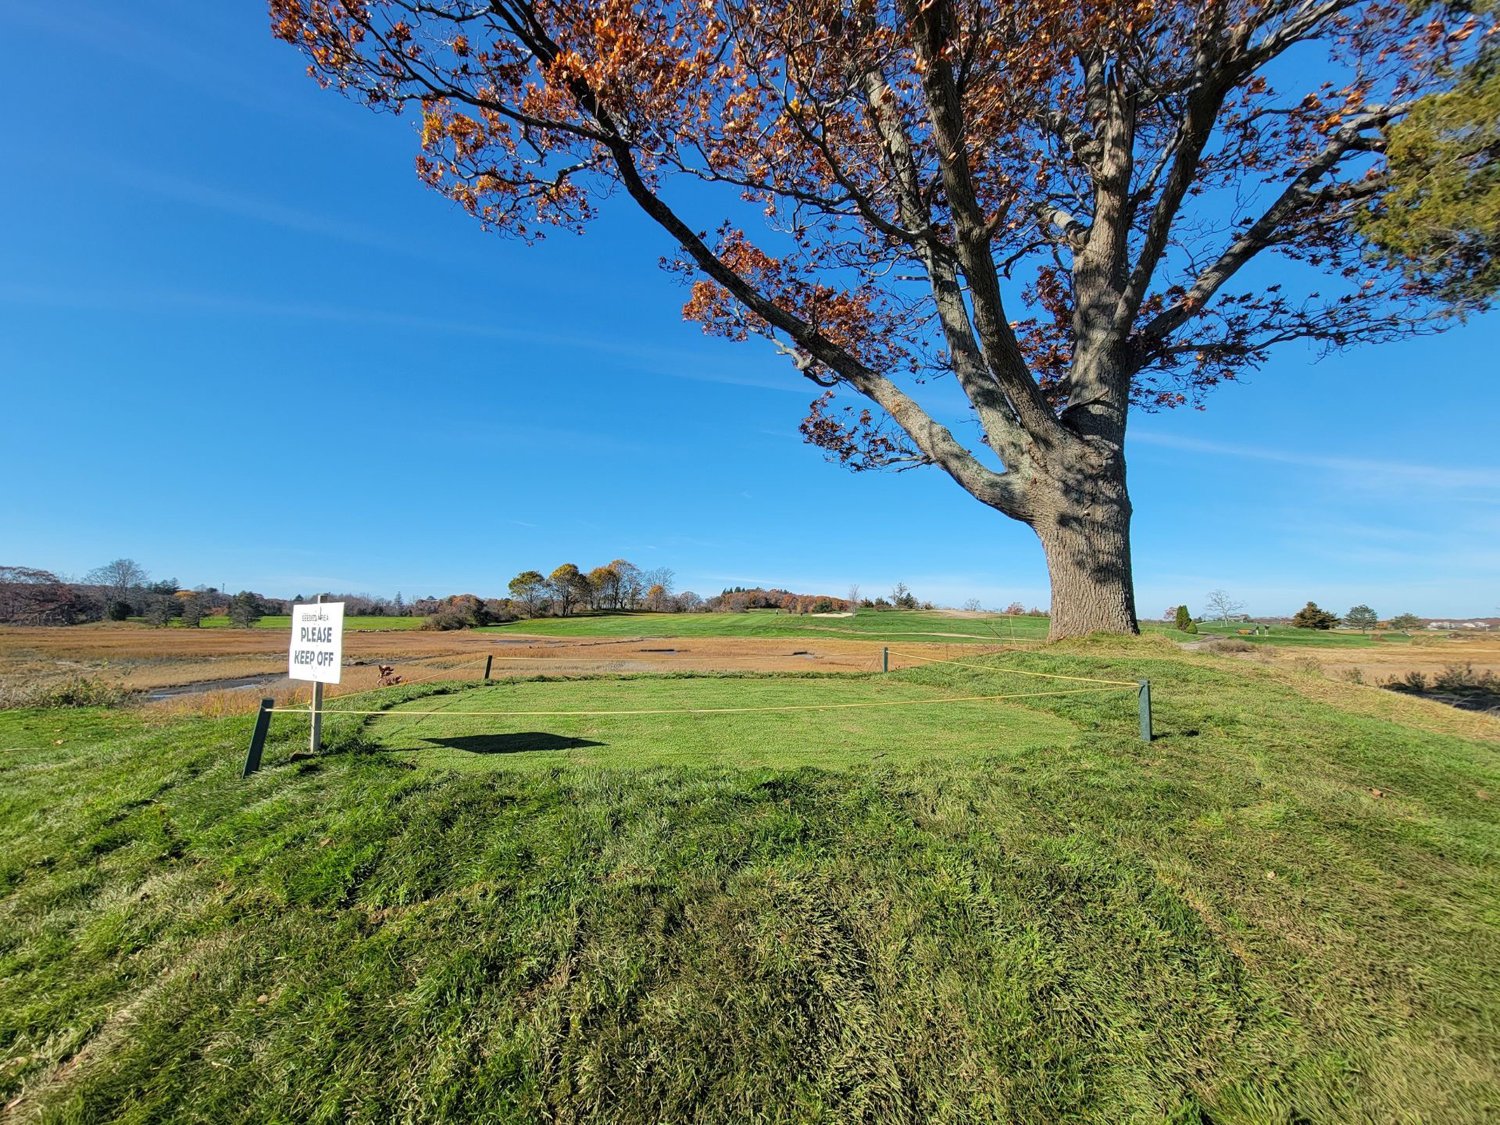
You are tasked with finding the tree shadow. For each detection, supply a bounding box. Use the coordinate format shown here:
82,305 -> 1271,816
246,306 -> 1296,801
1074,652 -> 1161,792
425,732 -> 604,755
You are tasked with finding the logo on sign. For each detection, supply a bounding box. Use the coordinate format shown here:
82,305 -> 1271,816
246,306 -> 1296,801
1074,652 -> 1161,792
288,602 -> 345,684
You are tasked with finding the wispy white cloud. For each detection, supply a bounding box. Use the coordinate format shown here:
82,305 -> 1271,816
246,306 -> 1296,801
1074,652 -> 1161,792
0,281 -> 810,394
1132,430 -> 1500,494
102,163 -> 435,260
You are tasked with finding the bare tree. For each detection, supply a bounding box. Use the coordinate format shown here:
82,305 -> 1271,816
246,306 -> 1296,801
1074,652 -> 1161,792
643,566 -> 676,596
611,560 -> 645,610
86,558 -> 148,615
1205,590 -> 1245,622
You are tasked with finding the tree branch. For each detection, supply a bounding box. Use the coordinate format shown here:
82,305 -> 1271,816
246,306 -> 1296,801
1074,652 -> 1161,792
1136,107 -> 1406,345
904,0 -> 1068,455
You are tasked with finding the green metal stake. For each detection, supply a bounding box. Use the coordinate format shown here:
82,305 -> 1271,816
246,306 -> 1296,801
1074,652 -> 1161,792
484,654 -> 493,681
1138,680 -> 1153,743
308,594 -> 325,755
243,698 -> 275,777
883,647 -> 889,673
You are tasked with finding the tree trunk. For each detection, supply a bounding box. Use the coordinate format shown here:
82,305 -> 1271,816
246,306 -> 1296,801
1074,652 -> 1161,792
1030,466 -> 1140,640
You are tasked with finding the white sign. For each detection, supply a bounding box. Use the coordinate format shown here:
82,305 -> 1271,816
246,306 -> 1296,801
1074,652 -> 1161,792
288,602 -> 344,684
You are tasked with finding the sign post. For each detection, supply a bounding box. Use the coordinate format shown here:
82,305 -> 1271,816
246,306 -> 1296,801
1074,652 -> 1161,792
288,596 -> 344,753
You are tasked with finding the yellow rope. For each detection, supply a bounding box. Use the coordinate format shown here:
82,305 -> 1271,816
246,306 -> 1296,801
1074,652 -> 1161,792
885,649 -> 1138,687
269,684 -> 1130,719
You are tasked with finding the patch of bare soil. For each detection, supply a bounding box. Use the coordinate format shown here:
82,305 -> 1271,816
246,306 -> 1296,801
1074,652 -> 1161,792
0,625 -> 1001,707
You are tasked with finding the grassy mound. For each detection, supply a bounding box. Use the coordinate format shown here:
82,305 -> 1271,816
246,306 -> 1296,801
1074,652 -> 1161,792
362,670 -> 1087,771
1,645 -> 1496,1122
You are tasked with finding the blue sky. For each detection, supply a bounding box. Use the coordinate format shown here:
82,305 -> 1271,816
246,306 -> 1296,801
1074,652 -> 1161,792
2,0 -> 1497,619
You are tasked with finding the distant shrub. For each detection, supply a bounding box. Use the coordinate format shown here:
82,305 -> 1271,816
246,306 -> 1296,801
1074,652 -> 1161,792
21,677 -> 138,709
1433,663 -> 1500,692
482,598 -> 519,624
1205,638 -> 1253,653
1383,670 -> 1429,692
1381,664 -> 1500,714
422,610 -> 472,631
891,583 -> 919,610
1174,605 -> 1192,631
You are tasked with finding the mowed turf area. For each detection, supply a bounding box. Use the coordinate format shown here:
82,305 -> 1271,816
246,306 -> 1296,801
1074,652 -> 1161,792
364,671 -> 1090,772
197,614 -> 428,631
181,606 -> 1406,648
487,608 -> 1056,644
2,643 -> 1497,1122
1187,621 -> 1413,647
486,609 -> 1407,648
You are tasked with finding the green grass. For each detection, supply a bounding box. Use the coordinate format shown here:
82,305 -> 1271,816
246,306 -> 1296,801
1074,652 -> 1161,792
1181,621 -> 1408,647
483,608 -> 1055,644
196,614 -> 428,631
484,609 -> 1411,648
365,672 -> 1085,772
2,643 -> 1497,1122
175,606 -> 1427,647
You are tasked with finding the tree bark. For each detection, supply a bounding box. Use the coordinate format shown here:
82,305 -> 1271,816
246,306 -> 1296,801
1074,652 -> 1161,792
1029,462 -> 1140,640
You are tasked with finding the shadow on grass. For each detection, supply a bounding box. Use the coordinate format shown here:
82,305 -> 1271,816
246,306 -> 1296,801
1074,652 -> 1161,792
424,733 -> 605,755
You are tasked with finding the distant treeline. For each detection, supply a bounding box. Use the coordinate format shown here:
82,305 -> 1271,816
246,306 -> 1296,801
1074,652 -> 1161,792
0,559 -> 876,631
0,563 -> 294,628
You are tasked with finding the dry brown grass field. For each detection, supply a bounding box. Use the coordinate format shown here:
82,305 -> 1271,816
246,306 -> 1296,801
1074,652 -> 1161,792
0,623 -> 977,715
3,620 -> 1497,720
1289,631 -> 1500,684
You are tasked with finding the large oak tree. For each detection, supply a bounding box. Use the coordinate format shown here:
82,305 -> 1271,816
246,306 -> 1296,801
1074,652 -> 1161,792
271,0 -> 1492,637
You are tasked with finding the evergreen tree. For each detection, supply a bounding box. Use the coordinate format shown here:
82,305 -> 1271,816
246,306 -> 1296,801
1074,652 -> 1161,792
228,592 -> 265,629
1389,613 -> 1422,634
1359,1 -> 1500,307
1292,602 -> 1341,630
180,593 -> 206,628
